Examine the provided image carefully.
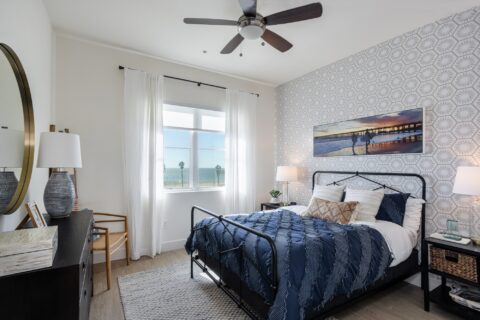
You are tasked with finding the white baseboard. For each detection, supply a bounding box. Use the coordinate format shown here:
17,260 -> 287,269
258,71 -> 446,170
161,238 -> 187,252
93,248 -> 126,264
93,238 -> 187,264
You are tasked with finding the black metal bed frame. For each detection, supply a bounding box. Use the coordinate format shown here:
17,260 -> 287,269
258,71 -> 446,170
190,206 -> 278,319
190,170 -> 427,319
312,170 -> 427,245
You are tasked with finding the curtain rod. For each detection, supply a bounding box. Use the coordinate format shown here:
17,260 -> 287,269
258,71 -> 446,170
118,65 -> 259,97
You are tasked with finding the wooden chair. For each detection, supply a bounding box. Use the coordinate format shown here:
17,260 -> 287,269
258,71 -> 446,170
92,213 -> 130,290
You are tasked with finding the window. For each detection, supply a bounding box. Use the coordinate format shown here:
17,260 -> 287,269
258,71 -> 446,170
163,104 -> 225,190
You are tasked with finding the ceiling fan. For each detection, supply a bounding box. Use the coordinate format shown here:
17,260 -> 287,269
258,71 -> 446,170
183,0 -> 323,54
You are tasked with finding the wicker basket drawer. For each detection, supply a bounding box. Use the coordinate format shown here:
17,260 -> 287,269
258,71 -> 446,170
430,246 -> 479,283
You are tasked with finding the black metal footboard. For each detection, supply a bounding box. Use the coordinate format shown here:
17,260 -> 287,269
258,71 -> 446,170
190,206 -> 278,319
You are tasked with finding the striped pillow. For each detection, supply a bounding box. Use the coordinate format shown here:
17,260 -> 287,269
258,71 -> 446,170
312,184 -> 346,202
344,188 -> 385,222
403,198 -> 426,234
305,198 -> 358,224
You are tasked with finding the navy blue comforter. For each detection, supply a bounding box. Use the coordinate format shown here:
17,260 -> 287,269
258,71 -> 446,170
185,209 -> 392,320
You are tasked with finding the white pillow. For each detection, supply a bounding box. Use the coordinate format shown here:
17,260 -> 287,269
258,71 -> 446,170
402,198 -> 426,234
312,184 -> 346,202
344,188 -> 384,222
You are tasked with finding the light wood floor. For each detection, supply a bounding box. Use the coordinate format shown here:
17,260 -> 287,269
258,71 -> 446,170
91,249 -> 459,320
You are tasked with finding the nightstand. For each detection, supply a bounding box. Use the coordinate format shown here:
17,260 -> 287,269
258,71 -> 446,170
423,237 -> 480,319
260,202 -> 297,211
261,203 -> 282,210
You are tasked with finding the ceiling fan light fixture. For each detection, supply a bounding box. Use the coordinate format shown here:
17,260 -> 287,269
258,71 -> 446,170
239,24 -> 264,40
238,17 -> 265,40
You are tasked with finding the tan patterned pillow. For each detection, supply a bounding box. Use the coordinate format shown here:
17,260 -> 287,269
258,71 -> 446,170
305,198 -> 358,224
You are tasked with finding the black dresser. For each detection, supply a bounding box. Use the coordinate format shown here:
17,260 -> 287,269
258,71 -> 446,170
0,210 -> 94,320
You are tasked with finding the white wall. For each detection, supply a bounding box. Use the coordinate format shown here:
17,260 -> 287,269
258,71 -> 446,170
54,34 -> 276,261
0,0 -> 52,231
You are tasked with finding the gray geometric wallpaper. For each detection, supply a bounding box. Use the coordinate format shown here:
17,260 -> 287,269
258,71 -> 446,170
276,6 -> 480,237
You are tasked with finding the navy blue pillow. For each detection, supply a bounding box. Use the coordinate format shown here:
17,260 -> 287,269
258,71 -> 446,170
376,193 -> 410,226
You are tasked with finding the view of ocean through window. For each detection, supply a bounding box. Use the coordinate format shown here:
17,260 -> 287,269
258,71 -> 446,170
163,105 -> 225,189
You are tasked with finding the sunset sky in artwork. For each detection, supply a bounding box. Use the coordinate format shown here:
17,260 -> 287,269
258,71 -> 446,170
314,108 -> 423,138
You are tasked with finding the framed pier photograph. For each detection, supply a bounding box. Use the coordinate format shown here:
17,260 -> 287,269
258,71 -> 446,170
313,108 -> 424,157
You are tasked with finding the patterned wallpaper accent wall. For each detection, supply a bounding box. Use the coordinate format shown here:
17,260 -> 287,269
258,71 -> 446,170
276,7 -> 480,236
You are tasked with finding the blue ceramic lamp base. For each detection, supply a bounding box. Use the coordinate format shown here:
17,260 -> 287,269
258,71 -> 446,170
44,171 -> 75,219
0,171 -> 18,213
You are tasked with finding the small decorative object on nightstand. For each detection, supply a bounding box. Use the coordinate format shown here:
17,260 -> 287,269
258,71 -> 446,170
37,132 -> 82,218
453,166 -> 480,246
269,190 -> 282,204
423,237 -> 480,319
276,166 -> 298,205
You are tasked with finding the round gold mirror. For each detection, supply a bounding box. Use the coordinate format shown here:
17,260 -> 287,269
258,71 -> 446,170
0,43 -> 34,214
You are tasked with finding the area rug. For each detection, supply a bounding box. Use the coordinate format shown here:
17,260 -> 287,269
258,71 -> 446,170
118,262 -> 338,320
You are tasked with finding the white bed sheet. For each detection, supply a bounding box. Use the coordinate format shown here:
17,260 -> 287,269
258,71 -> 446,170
351,220 -> 416,267
282,205 -> 416,267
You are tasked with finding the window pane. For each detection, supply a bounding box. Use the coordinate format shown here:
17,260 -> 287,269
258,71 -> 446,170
164,128 -> 190,148
198,149 -> 225,187
164,148 -> 190,188
163,127 -> 191,189
162,105 -> 226,190
201,114 -> 225,131
164,110 -> 194,128
198,131 -> 225,149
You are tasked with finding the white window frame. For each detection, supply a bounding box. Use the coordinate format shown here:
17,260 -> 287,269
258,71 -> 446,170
163,104 -> 225,193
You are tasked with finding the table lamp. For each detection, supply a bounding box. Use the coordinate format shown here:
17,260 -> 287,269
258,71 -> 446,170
453,166 -> 480,245
37,132 -> 82,218
276,166 -> 298,205
0,127 -> 23,213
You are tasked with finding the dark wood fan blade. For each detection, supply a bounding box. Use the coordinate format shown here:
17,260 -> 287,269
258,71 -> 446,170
221,34 -> 244,54
183,18 -> 238,26
261,29 -> 293,52
264,2 -> 323,25
238,0 -> 257,17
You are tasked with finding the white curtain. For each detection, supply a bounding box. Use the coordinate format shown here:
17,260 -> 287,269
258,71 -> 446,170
225,89 -> 257,214
123,68 -> 164,260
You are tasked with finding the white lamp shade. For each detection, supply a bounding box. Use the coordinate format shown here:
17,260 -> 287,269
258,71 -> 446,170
453,166 -> 480,196
0,128 -> 24,168
37,132 -> 82,168
276,166 -> 298,182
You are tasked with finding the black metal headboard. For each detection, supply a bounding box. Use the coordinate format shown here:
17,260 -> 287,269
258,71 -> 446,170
312,170 -> 427,243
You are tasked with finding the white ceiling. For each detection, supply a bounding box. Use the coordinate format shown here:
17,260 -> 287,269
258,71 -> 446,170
44,0 -> 480,86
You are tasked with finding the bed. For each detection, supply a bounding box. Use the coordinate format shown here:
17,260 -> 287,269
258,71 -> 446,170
185,171 -> 426,319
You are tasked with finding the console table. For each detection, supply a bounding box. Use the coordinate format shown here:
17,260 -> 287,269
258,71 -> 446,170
0,210 -> 94,320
